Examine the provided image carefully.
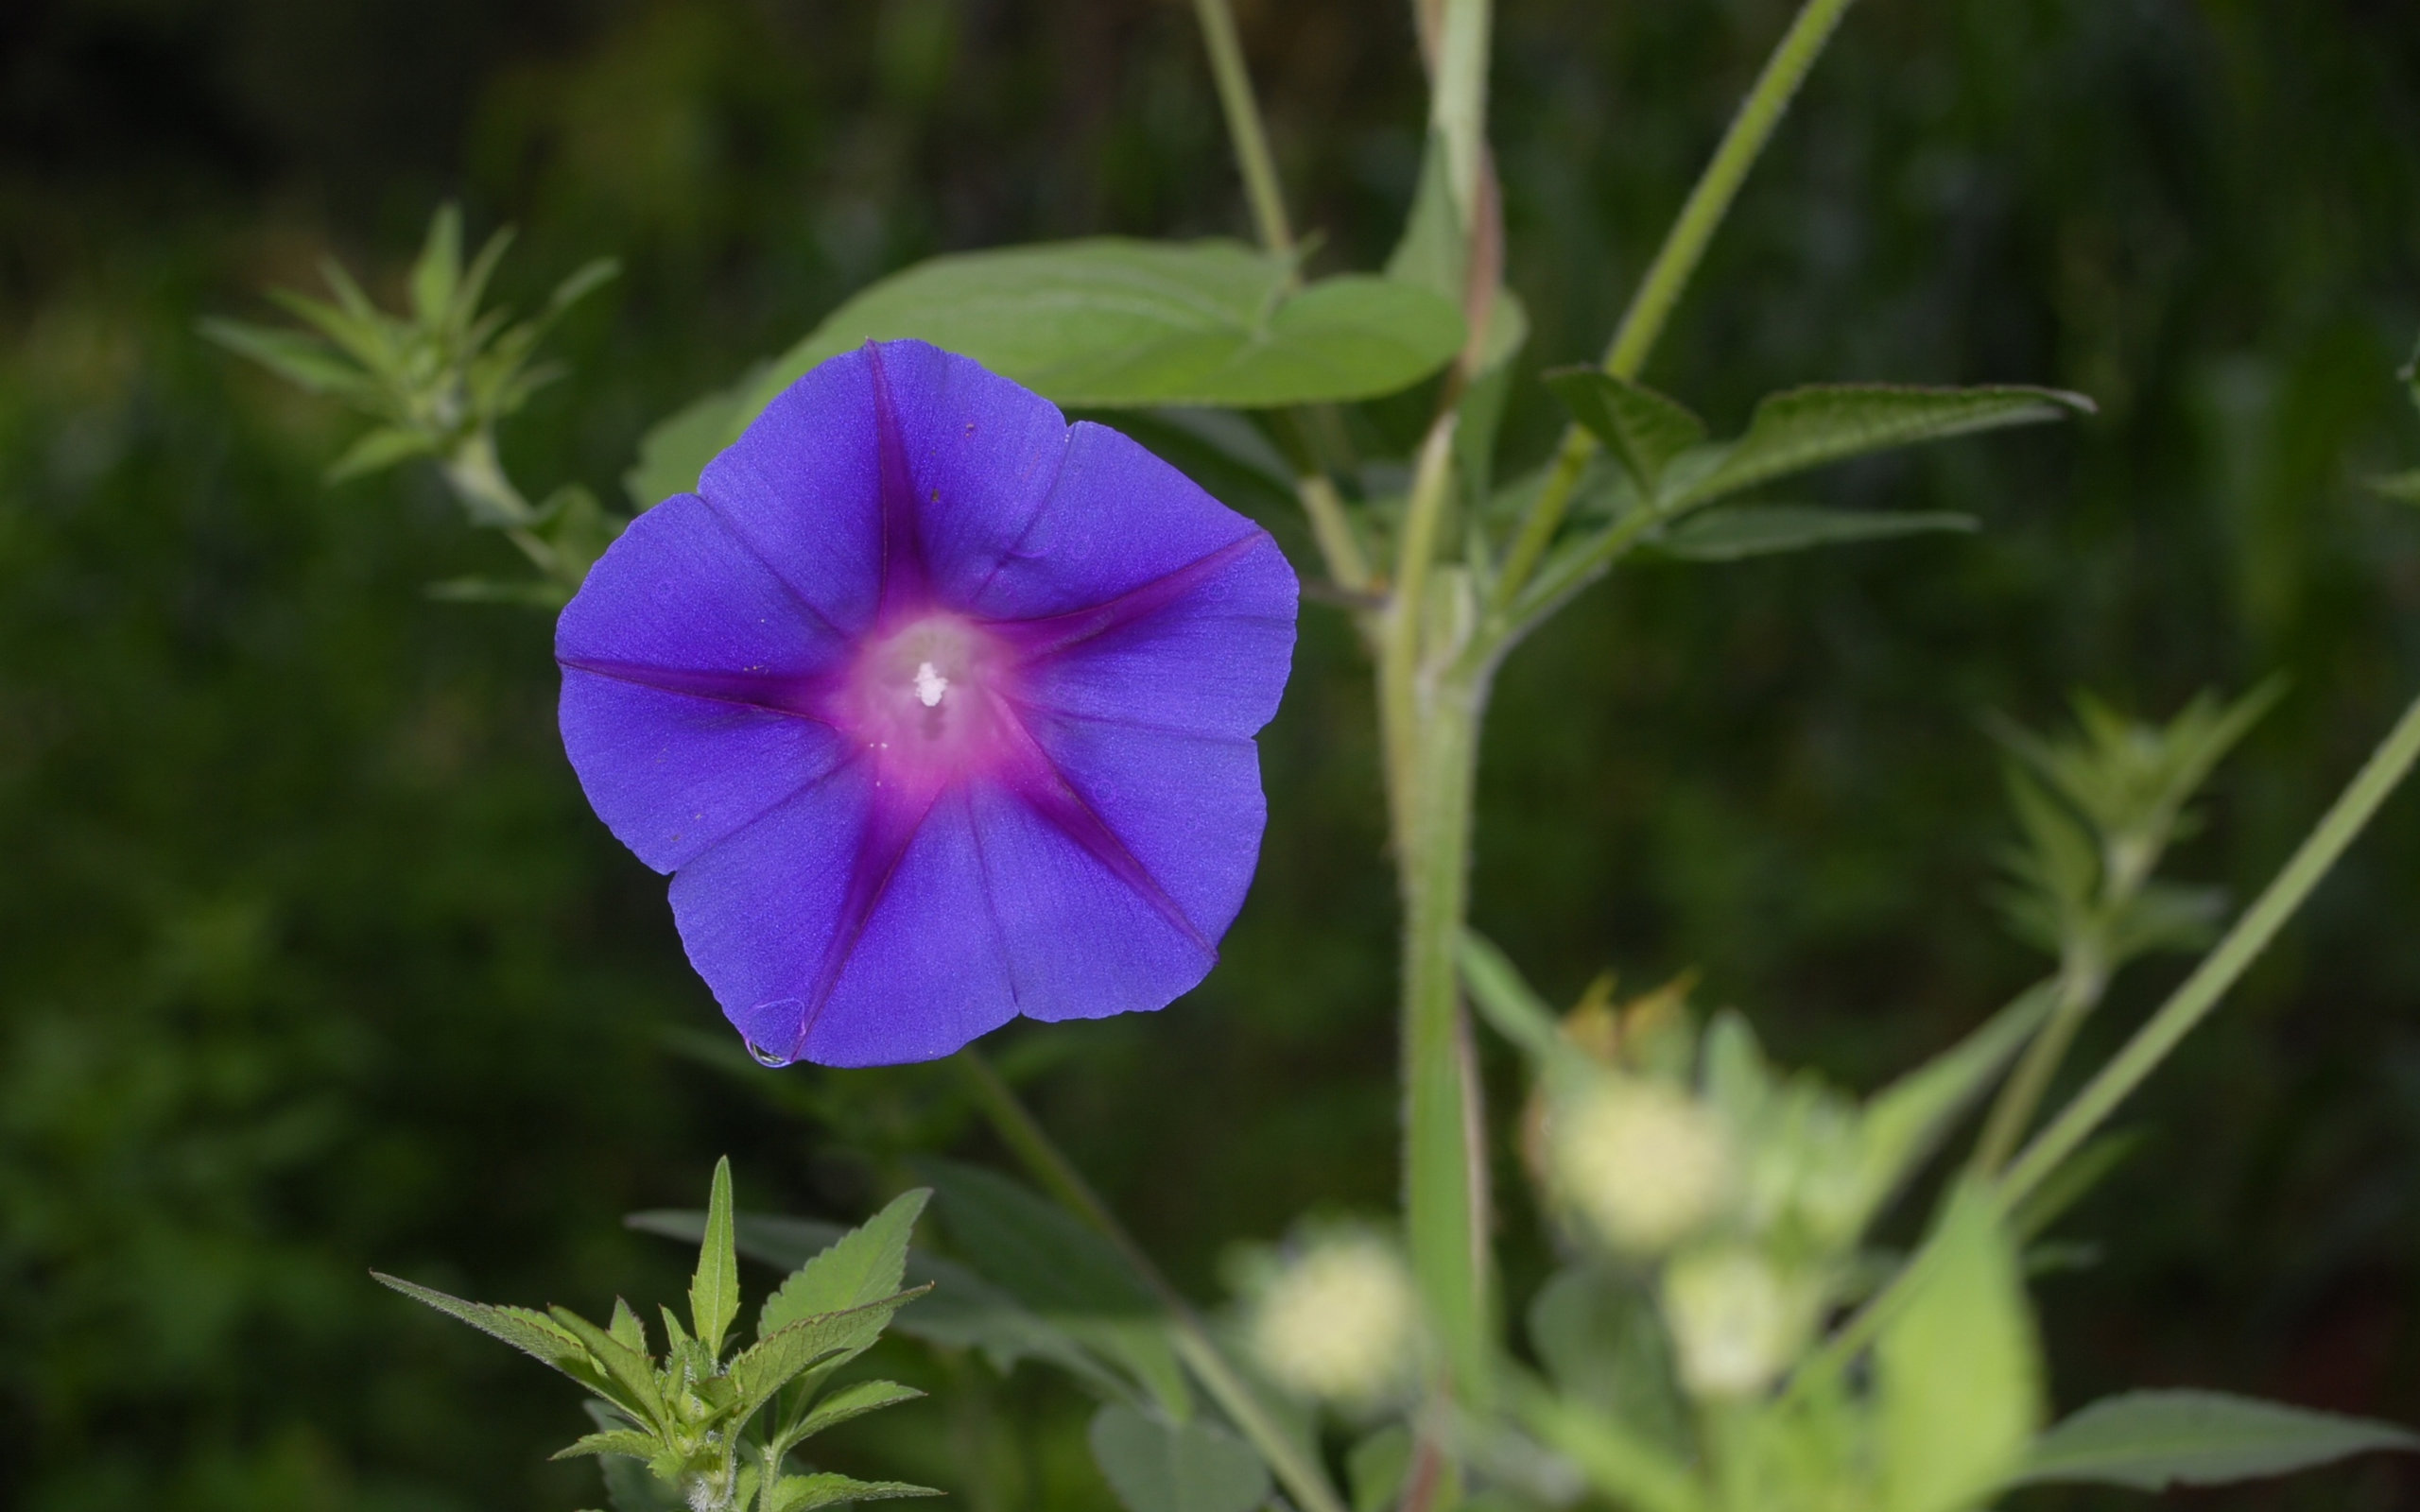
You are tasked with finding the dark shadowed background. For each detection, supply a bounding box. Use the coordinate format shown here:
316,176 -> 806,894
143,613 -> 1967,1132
5,1 -> 2420,1509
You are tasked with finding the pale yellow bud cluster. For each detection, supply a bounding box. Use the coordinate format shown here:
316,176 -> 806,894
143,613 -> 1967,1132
1660,1246 -> 1816,1400
1551,1076 -> 1735,1254
1248,1234 -> 1419,1407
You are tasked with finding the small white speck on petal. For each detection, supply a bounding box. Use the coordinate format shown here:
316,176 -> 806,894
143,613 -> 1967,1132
913,661 -> 949,708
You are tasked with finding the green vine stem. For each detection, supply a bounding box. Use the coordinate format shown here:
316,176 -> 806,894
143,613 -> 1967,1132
1968,945 -> 2108,1176
1997,686 -> 2420,1207
1795,685 -> 2420,1390
1492,0 -> 1860,610
1190,0 -> 1296,264
952,1052 -> 1350,1512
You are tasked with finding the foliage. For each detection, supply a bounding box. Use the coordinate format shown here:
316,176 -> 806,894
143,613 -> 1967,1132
381,1160 -> 934,1512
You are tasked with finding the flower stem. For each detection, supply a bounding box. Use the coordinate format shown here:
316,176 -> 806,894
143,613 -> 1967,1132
951,1052 -> 1349,1512
1491,0 -> 1858,610
1189,0 -> 1295,262
1998,686 -> 2420,1209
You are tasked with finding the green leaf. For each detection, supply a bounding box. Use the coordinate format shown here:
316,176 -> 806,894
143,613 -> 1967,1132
608,1297 -> 648,1355
624,372 -> 761,509
921,1160 -> 1187,1415
1346,1424 -> 1412,1512
692,1157 -> 741,1359
1852,986 -> 2056,1226
1087,1404 -> 1272,1512
2012,1389 -> 2420,1491
790,1379 -> 925,1440
371,1272 -> 614,1391
409,205 -> 464,329
549,1305 -> 673,1427
1509,1377 -> 1703,1512
1544,369 -> 1709,496
758,1188 -> 931,1340
1384,129 -> 1466,301
554,1429 -> 662,1462
325,425 -> 435,482
1457,929 -> 1568,1064
1671,384 -> 2094,511
726,1289 -> 924,1413
200,318 -> 377,399
1876,1188 -> 2041,1512
1652,505 -> 1977,562
2368,468 -> 2420,506
745,239 -> 1463,413
764,1473 -> 940,1512
1526,1267 -> 1689,1459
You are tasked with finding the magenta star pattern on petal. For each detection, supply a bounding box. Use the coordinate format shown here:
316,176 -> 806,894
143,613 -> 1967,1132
555,340 -> 1300,1067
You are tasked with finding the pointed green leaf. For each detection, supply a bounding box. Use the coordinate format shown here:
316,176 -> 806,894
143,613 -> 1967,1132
1673,384 -> 2094,510
765,1474 -> 940,1512
758,1188 -> 931,1340
1383,129 -> 1466,301
1653,505 -> 1978,561
548,1305 -> 671,1427
1087,1404 -> 1271,1512
609,1297 -> 648,1355
744,239 -> 1463,413
409,205 -> 464,329
2013,1389 -> 2420,1491
546,258 -> 622,319
326,426 -> 435,482
790,1379 -> 925,1440
726,1289 -> 925,1413
199,319 -> 374,398
1876,1188 -> 2041,1512
1853,986 -> 2056,1225
554,1428 -> 662,1462
692,1157 -> 741,1358
1457,929 -> 1568,1064
270,285 -> 393,374
1346,1424 -> 1412,1512
1526,1267 -> 1689,1459
372,1272 -> 596,1373
1545,369 -> 1709,495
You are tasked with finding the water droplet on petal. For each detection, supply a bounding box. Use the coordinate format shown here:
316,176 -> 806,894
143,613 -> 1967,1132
744,1038 -> 792,1069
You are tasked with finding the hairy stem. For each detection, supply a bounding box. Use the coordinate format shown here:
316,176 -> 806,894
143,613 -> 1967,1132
1492,0 -> 1858,609
1190,0 -> 1295,262
1999,687 -> 2420,1208
952,1053 -> 1349,1512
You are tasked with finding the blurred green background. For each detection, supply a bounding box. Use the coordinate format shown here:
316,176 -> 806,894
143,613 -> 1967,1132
5,1 -> 2420,1509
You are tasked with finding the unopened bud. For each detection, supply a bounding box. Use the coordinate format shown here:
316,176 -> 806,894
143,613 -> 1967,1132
1249,1235 -> 1419,1406
1661,1246 -> 1811,1399
1552,1077 -> 1733,1254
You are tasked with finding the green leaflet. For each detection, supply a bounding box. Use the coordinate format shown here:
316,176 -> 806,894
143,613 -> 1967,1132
2013,1389 -> 2420,1491
1849,986 -> 2054,1227
757,1188 -> 929,1338
689,1157 -> 741,1358
624,371 -> 762,509
724,1289 -> 924,1414
1651,505 -> 1977,561
1668,384 -> 2093,510
1087,1404 -> 1272,1512
744,238 -> 1463,413
1876,1188 -> 2041,1512
1544,369 -> 1708,495
761,1474 -> 938,1512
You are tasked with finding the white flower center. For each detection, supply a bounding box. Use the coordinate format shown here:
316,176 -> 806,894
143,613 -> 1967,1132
913,661 -> 949,708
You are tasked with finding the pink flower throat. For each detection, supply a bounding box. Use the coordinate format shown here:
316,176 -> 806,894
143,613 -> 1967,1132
831,612 -> 1023,792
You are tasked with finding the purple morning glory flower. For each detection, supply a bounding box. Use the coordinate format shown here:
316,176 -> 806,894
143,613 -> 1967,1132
556,340 -> 1299,1067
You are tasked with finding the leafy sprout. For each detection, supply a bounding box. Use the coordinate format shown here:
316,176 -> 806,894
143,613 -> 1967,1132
374,1160 -> 936,1512
205,204 -> 621,604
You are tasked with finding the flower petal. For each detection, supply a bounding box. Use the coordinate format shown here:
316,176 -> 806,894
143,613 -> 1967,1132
962,421 -> 1271,622
963,776 -> 1221,1024
695,349 -> 892,636
669,771 -> 1022,1067
862,340 -> 1073,610
1014,708 -> 1270,966
1009,528 -> 1298,740
558,491 -> 855,871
